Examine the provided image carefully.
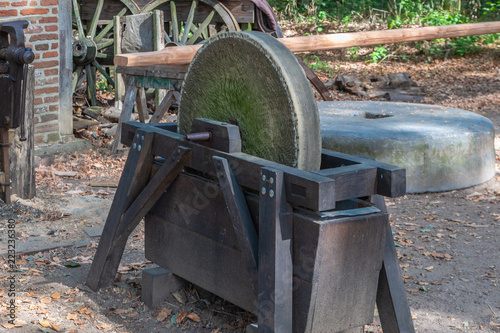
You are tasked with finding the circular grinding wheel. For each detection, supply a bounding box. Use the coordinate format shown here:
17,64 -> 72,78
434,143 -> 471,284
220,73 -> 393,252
178,31 -> 321,171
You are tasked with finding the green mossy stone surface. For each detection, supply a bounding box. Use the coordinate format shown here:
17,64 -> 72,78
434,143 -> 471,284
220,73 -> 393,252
178,31 -> 321,171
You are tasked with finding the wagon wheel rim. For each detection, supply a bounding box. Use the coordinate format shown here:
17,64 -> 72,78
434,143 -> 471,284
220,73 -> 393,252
140,0 -> 240,46
72,0 -> 139,106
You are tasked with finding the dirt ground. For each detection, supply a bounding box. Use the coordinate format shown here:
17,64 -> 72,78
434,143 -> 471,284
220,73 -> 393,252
0,49 -> 499,332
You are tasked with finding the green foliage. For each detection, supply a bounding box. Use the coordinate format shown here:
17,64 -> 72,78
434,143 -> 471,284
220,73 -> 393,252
368,46 -> 389,62
301,54 -> 335,77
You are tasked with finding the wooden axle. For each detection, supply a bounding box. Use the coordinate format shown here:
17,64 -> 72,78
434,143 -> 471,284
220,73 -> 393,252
114,21 -> 500,67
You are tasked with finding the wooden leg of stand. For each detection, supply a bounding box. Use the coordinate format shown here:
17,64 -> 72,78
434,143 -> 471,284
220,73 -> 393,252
258,168 -> 293,333
376,221 -> 416,333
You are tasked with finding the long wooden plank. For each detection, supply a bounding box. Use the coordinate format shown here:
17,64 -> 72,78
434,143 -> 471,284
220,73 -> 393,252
114,22 -> 500,66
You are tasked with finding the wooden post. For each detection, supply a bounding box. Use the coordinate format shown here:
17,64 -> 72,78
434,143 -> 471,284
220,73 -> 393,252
10,65 -> 35,199
258,168 -> 293,333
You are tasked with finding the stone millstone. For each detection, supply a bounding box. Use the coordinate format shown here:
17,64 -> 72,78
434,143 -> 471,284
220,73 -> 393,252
178,31 -> 321,171
319,101 -> 495,193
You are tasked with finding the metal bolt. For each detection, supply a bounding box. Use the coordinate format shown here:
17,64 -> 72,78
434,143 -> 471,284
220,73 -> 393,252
141,135 -> 144,141
270,177 -> 274,184
262,175 -> 266,181
138,145 -> 142,151
261,187 -> 266,195
133,143 -> 137,149
269,190 -> 274,197
136,133 -> 139,139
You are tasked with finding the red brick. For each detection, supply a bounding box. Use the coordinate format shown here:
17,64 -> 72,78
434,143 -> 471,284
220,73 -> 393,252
27,25 -> 43,33
49,104 -> 59,112
35,60 -> 59,69
51,8 -> 58,14
11,1 -> 28,6
34,54 -> 41,60
44,96 -> 58,104
45,25 -> 58,32
34,97 -> 43,105
35,86 -> 59,95
35,44 -> 49,51
40,0 -> 57,5
0,2 -> 10,7
44,68 -> 58,76
40,113 -> 58,123
20,8 -> 49,15
42,51 -> 58,58
40,16 -> 57,23
34,117 -> 40,125
30,1 -> 38,5
29,33 -> 58,42
36,76 -> 58,85
51,43 -> 59,49
35,122 -> 59,134
34,134 -> 45,144
0,10 -> 18,16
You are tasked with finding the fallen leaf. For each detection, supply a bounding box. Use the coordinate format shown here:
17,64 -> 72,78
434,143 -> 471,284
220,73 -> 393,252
187,312 -> 201,322
425,266 -> 434,271
2,323 -> 15,329
40,297 -> 51,304
157,308 -> 172,322
491,321 -> 500,327
39,320 -> 51,328
51,323 -> 61,332
126,290 -> 131,298
51,292 -> 61,299
177,312 -> 187,323
96,323 -> 112,331
172,291 -> 187,304
36,310 -> 49,314
67,313 -> 77,320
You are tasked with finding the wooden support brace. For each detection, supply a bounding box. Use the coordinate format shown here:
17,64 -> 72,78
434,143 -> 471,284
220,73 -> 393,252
213,156 -> 259,295
258,168 -> 293,333
135,87 -> 149,123
86,129 -> 191,291
112,75 -> 138,154
376,221 -> 416,333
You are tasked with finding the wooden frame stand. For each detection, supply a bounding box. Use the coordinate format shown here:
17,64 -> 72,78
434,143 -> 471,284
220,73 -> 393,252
87,119 -> 415,333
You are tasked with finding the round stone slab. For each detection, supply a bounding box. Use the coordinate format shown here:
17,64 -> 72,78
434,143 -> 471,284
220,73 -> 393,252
319,101 -> 495,193
178,31 -> 321,171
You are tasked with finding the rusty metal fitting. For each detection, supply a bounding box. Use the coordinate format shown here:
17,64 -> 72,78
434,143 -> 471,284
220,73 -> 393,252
184,131 -> 212,142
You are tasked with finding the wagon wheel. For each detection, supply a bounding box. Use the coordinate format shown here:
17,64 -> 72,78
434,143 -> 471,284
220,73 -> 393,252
72,0 -> 139,106
139,0 -> 240,46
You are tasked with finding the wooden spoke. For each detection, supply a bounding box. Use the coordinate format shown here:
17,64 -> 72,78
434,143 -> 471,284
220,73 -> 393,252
187,10 -> 215,45
96,53 -> 114,60
97,39 -> 114,50
92,60 -> 115,87
85,64 -> 97,106
72,66 -> 83,92
72,0 -> 85,38
181,0 -> 198,45
95,8 -> 128,43
170,1 -> 179,43
88,0 -> 105,39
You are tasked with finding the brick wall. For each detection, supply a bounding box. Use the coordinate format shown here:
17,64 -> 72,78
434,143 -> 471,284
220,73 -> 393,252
1,0 -> 62,143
